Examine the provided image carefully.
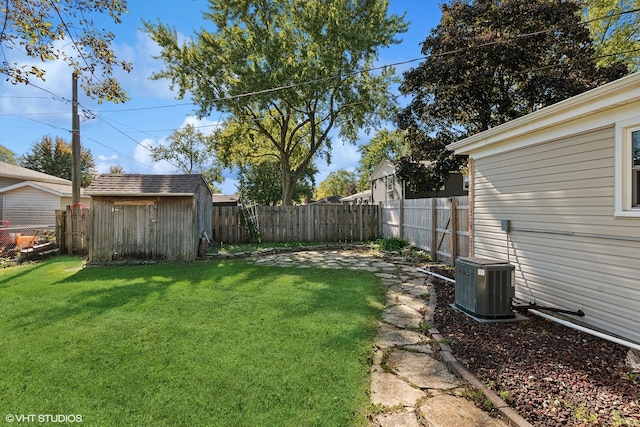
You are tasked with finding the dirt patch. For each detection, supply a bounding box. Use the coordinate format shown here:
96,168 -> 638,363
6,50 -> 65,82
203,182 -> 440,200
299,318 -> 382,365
429,267 -> 640,427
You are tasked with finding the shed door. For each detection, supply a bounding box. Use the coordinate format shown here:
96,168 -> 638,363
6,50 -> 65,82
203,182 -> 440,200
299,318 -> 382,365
112,200 -> 157,260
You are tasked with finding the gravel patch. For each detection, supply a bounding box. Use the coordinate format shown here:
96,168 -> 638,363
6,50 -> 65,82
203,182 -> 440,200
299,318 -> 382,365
430,267 -> 640,427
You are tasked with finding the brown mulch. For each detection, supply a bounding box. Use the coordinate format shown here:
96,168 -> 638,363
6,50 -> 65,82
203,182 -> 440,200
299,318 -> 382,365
429,266 -> 640,427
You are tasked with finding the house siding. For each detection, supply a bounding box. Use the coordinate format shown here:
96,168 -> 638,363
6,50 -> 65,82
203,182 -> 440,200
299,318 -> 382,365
472,125 -> 640,343
4,186 -> 59,225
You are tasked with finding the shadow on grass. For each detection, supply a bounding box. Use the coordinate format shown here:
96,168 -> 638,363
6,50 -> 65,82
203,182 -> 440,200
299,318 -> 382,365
7,259 -> 385,339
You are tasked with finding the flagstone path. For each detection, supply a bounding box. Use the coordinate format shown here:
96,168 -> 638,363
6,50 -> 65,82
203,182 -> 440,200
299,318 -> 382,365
251,248 -> 530,427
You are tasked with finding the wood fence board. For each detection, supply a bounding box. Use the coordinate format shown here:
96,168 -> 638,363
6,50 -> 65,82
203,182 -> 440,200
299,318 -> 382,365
56,207 -> 90,256
379,196 -> 469,265
212,204 -> 381,244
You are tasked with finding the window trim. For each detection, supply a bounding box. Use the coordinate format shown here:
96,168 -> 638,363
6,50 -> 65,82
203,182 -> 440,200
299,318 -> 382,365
614,118 -> 640,217
386,175 -> 394,193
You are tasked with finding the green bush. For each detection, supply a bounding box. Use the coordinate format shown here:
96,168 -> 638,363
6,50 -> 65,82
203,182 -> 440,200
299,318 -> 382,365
377,237 -> 410,252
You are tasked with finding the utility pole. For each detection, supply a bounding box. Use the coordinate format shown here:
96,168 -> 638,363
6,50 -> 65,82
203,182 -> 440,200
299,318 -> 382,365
71,73 -> 81,205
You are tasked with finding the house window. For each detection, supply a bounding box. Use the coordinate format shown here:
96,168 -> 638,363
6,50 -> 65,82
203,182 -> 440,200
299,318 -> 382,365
614,120 -> 640,217
387,175 -> 394,193
633,130 -> 640,207
463,175 -> 470,191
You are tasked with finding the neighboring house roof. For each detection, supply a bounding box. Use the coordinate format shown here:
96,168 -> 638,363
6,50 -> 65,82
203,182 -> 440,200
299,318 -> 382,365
340,190 -> 371,202
369,159 -> 396,181
312,195 -> 343,204
447,72 -> 640,156
85,174 -> 213,196
369,159 -> 435,181
0,161 -> 71,185
212,194 -> 240,204
0,181 -> 89,198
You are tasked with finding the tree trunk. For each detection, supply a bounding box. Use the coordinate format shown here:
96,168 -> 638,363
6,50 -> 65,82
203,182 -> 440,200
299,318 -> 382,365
281,174 -> 296,206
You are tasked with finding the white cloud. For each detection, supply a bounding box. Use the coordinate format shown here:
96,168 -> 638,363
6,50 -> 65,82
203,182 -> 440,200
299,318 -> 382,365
181,115 -> 221,135
132,138 -> 176,174
0,42 -> 73,120
95,154 -> 120,174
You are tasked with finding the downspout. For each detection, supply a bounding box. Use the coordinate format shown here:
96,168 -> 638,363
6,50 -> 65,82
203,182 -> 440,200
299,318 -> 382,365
417,269 -> 640,351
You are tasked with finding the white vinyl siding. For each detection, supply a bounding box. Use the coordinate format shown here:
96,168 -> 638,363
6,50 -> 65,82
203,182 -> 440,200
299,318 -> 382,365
472,125 -> 640,344
4,187 -> 59,225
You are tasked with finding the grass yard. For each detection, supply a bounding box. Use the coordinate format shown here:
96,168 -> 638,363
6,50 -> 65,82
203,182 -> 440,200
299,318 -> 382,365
0,257 -> 386,426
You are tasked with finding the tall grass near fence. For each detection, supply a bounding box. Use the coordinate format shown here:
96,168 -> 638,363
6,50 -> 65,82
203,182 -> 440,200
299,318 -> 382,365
0,257 -> 385,426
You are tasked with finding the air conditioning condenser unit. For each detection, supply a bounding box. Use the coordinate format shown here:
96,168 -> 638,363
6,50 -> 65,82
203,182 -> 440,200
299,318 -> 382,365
455,257 -> 515,319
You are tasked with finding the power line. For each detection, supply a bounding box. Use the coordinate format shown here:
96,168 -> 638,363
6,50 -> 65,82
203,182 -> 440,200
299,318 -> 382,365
1,5 -> 637,160
6,6 -> 640,118
47,0 -> 102,88
93,114 -> 182,171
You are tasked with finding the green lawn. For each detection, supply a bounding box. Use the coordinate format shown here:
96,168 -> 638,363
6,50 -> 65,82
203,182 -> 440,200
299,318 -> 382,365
0,257 -> 386,426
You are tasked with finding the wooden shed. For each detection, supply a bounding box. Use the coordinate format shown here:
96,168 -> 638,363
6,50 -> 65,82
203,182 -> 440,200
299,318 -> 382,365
86,174 -> 213,263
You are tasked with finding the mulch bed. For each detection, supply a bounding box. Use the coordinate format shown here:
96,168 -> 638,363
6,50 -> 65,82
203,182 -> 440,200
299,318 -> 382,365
429,266 -> 640,427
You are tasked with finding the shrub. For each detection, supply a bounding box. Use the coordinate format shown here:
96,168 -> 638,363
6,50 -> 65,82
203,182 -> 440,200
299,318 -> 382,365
377,237 -> 410,252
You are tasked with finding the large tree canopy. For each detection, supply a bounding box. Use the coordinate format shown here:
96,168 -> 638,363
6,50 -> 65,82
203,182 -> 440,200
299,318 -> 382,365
144,0 -> 407,205
237,160 -> 316,206
584,0 -> 640,72
0,145 -> 17,165
20,135 -> 97,187
315,169 -> 357,200
146,123 -> 223,192
397,0 -> 628,192
0,0 -> 132,102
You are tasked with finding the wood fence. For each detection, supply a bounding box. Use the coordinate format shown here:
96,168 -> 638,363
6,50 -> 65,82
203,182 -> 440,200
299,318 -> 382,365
380,196 -> 469,264
55,206 -> 90,255
212,203 -> 380,244
60,197 -> 468,264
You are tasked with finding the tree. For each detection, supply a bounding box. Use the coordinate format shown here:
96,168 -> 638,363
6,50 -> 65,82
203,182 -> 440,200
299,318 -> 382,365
19,135 -> 98,187
355,129 -> 407,191
315,169 -> 357,200
0,0 -> 132,102
583,0 -> 640,72
146,123 -> 223,191
236,160 -> 316,206
109,164 -> 124,174
397,0 -> 628,192
144,0 -> 407,205
0,145 -> 17,164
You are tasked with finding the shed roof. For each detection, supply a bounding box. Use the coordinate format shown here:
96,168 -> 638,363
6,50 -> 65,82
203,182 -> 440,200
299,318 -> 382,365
85,174 -> 212,196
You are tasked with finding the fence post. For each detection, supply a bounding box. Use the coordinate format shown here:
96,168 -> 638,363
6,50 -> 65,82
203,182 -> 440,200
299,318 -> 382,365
307,204 -> 313,242
65,206 -> 73,255
399,199 -> 404,240
430,199 -> 437,260
358,205 -> 364,242
450,197 -> 458,262
80,208 -> 90,254
55,210 -> 64,250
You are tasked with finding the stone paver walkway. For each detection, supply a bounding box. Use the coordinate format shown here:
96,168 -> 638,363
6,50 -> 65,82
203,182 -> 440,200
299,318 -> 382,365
252,248 -> 516,427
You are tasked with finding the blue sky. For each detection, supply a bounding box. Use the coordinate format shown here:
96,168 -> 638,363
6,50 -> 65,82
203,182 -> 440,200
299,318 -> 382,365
0,1 -> 442,194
